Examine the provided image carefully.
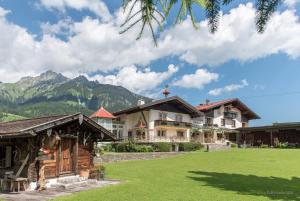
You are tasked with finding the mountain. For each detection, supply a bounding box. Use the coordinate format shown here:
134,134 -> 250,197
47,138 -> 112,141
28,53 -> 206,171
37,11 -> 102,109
0,71 -> 151,121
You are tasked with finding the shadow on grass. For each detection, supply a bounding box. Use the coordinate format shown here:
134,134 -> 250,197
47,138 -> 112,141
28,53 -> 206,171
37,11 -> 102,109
188,171 -> 300,201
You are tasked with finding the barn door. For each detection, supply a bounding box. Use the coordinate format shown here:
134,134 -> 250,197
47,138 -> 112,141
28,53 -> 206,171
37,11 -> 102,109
60,138 -> 74,174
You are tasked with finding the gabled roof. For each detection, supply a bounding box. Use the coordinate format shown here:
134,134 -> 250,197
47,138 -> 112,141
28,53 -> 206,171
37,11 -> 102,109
90,107 -> 116,119
113,96 -> 202,118
0,113 -> 115,141
196,98 -> 260,120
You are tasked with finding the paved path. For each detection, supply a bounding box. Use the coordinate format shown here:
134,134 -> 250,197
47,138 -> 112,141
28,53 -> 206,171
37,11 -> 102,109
0,180 -> 120,201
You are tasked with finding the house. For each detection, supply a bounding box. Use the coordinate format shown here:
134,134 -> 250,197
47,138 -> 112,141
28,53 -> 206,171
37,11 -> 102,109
90,106 -> 124,139
112,96 -> 202,144
237,122 -> 300,147
192,98 -> 260,144
0,113 -> 115,191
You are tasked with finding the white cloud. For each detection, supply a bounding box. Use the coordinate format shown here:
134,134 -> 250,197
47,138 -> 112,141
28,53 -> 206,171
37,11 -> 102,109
1,2 -> 300,85
172,69 -> 219,89
284,0 -> 299,8
87,64 -> 178,94
208,79 -> 249,96
39,0 -> 112,22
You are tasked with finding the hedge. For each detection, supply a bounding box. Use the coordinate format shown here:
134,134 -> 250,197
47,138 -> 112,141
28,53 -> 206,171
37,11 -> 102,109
178,142 -> 203,151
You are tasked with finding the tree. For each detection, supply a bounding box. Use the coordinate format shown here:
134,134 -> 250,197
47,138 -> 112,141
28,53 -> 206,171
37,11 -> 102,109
121,0 -> 281,45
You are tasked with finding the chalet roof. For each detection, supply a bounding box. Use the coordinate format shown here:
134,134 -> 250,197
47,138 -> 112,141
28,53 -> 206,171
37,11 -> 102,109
0,113 -> 115,141
195,98 -> 260,120
90,107 -> 116,119
237,122 -> 300,132
113,96 -> 202,118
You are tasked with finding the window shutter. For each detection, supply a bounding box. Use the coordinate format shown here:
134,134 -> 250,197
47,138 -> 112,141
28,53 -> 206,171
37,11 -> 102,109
5,146 -> 12,168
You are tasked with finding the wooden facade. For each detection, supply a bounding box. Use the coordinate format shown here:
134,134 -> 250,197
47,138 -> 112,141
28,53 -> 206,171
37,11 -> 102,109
0,113 -> 115,191
238,122 -> 300,147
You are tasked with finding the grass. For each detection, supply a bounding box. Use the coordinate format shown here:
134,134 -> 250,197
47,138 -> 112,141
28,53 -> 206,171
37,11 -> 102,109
55,149 -> 300,201
0,112 -> 26,122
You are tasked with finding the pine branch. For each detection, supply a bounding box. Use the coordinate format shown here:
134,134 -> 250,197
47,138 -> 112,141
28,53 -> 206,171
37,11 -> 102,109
205,0 -> 220,33
256,0 -> 281,33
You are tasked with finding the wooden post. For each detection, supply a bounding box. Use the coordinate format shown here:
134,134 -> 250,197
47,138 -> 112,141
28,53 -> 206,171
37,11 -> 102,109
270,131 -> 273,147
75,135 -> 79,175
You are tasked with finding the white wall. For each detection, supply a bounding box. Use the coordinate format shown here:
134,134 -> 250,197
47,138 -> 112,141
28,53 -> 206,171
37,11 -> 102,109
119,109 -> 192,141
212,105 -> 245,129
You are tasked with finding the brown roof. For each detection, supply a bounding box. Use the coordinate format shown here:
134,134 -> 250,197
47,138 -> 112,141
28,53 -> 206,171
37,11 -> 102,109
113,96 -> 202,118
0,115 -> 68,134
196,98 -> 260,120
0,113 -> 115,141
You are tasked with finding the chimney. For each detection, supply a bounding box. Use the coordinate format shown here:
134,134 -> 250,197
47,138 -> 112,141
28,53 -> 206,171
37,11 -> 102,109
205,99 -> 210,105
137,99 -> 145,106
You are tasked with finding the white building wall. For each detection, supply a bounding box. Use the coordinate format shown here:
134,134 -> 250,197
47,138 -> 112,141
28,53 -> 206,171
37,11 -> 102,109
119,109 -> 192,142
212,105 -> 244,129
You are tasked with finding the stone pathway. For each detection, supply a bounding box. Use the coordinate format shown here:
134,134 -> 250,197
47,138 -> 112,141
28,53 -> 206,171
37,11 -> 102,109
0,180 -> 120,201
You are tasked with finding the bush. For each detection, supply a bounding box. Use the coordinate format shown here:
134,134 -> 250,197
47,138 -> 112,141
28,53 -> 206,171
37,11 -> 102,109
260,144 -> 269,148
276,142 -> 288,149
152,142 -> 172,152
231,143 -> 238,148
178,142 -> 203,151
115,143 -> 127,152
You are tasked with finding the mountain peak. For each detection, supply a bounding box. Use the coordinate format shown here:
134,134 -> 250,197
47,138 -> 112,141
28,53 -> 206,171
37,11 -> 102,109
16,70 -> 68,89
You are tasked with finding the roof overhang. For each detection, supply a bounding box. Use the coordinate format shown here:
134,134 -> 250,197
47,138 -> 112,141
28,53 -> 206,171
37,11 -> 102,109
0,113 -> 116,141
113,96 -> 202,118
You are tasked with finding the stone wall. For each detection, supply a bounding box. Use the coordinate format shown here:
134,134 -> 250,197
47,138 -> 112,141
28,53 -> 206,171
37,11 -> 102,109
94,152 -> 185,163
206,143 -> 231,152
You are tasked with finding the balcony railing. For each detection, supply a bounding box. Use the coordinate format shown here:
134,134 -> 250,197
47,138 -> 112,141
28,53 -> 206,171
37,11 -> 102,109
154,120 -> 192,128
224,111 -> 238,119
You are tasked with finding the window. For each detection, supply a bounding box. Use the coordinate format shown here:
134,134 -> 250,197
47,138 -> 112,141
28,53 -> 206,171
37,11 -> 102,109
128,131 -> 133,138
221,118 -> 225,126
206,117 -> 213,126
232,120 -> 236,128
157,130 -> 166,137
175,114 -> 183,122
159,113 -> 167,120
0,146 -> 11,168
177,131 -> 184,137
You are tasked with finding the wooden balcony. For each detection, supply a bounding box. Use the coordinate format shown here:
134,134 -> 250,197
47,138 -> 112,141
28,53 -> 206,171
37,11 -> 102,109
224,111 -> 238,119
154,120 -> 192,128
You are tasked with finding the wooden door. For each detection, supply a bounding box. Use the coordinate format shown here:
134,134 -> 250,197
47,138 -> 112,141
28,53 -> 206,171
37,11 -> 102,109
60,138 -> 74,174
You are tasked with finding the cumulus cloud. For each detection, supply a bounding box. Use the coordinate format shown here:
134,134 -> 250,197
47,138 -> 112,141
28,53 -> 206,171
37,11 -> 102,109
1,2 -> 300,86
284,0 -> 299,7
208,79 -> 249,96
87,64 -> 178,94
39,0 -> 112,22
172,69 -> 219,89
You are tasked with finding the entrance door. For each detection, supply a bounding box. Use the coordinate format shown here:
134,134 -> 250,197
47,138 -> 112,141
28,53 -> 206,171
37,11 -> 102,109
60,138 -> 74,174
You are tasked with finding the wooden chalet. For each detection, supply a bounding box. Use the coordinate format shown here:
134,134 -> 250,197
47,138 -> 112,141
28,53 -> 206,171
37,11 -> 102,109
237,122 -> 300,147
0,113 -> 115,191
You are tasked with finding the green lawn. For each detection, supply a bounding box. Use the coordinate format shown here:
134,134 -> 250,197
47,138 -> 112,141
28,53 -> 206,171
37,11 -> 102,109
55,149 -> 300,201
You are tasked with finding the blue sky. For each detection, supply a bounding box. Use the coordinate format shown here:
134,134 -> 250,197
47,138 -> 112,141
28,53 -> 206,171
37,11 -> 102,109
0,0 -> 300,126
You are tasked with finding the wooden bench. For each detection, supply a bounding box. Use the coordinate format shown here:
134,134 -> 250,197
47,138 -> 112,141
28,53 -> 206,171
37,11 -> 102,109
9,177 -> 28,192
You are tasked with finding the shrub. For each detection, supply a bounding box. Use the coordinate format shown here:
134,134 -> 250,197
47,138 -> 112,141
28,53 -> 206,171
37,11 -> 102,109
152,142 -> 172,152
115,143 -> 127,152
260,144 -> 269,148
178,142 -> 203,152
231,143 -> 238,148
276,142 -> 288,149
